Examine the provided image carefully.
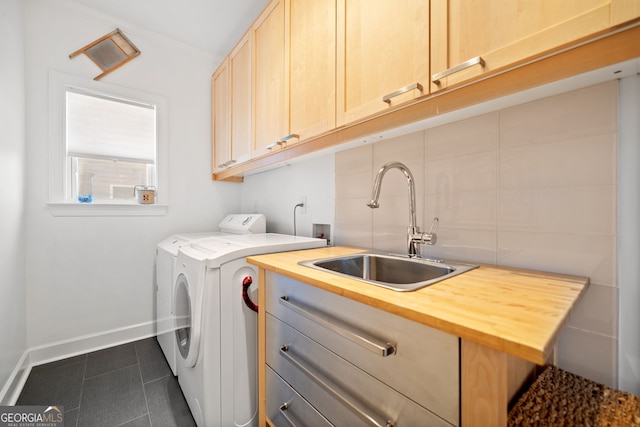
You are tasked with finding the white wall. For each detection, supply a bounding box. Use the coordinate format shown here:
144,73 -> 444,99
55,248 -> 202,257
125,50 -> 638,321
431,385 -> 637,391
0,0 -> 27,402
240,155 -> 335,241
24,0 -> 240,352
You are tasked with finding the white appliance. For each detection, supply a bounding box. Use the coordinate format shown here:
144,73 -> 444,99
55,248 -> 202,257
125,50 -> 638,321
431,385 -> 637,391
173,233 -> 326,427
155,214 -> 266,374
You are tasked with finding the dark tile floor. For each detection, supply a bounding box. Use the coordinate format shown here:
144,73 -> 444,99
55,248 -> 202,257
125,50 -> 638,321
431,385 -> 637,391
16,338 -> 196,427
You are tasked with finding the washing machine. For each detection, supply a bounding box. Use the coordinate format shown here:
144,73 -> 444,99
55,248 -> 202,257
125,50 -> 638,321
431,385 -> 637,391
155,214 -> 266,375
173,233 -> 326,427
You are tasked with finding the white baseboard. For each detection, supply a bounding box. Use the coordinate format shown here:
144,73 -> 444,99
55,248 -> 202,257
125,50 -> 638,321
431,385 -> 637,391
0,350 -> 30,406
0,321 -> 155,405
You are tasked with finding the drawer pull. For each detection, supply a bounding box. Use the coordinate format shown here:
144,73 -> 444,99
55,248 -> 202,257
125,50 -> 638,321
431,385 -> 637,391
280,345 -> 394,427
431,56 -> 485,85
279,296 -> 396,357
278,402 -> 297,427
382,82 -> 423,104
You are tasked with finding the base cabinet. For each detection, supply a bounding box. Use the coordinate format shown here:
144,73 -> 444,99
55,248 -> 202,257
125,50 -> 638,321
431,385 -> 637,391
263,272 -> 460,426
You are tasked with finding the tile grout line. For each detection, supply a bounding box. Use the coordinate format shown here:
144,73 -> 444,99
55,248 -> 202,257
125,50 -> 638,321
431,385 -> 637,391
74,355 -> 88,427
83,362 -> 140,381
134,343 -> 153,427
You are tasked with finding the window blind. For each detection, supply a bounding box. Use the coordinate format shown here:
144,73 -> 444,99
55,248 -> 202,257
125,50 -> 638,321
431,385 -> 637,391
66,89 -> 156,164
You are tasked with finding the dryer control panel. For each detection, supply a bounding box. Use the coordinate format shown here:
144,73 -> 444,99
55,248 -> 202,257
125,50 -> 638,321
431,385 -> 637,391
219,214 -> 266,235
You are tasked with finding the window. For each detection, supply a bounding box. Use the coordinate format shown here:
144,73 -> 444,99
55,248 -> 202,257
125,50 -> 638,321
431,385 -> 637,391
66,88 -> 156,203
48,71 -> 168,216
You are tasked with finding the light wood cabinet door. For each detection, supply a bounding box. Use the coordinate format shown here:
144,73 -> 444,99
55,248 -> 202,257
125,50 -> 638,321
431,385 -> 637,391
612,0 -> 640,25
230,32 -> 252,165
336,0 -> 430,127
253,0 -> 289,157
212,59 -> 230,172
289,0 -> 336,141
430,0 -> 636,92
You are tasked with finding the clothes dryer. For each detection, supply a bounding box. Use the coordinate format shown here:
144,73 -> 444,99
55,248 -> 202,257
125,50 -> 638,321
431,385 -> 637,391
155,214 -> 266,375
173,234 -> 326,427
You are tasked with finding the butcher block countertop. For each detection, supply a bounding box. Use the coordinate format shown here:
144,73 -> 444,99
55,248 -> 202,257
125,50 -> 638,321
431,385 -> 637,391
247,246 -> 589,365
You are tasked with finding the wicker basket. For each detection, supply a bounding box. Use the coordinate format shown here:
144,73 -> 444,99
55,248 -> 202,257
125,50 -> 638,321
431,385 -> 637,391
508,365 -> 640,426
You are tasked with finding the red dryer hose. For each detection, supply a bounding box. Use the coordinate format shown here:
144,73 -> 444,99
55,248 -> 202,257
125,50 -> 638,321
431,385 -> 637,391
242,276 -> 259,313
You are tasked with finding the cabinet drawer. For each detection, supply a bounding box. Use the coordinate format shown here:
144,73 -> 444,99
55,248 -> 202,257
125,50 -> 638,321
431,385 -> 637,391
265,272 -> 459,425
267,314 -> 453,427
266,366 -> 333,427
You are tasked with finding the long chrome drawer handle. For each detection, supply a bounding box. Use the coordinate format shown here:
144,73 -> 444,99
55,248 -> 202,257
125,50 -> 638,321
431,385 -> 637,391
382,82 -> 423,104
431,56 -> 485,85
278,402 -> 298,427
280,345 -> 394,427
280,296 -> 396,357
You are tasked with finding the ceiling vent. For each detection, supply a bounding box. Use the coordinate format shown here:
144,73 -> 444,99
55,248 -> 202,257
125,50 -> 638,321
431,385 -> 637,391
69,29 -> 141,80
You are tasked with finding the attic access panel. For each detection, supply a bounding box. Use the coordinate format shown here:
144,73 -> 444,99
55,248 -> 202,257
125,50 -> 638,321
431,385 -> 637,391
69,29 -> 140,80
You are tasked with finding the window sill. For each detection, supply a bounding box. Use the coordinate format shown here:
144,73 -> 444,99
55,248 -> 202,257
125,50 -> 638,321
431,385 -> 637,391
47,203 -> 169,217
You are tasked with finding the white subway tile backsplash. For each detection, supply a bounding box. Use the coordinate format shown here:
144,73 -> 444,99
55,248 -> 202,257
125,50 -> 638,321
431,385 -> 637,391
335,197 -> 371,227
426,151 -> 497,194
335,170 -> 373,199
499,134 -> 616,189
422,227 -> 497,265
372,225 -> 409,255
373,132 -> 424,165
426,112 -> 498,159
557,326 -> 618,388
333,226 -> 373,249
335,144 -> 372,175
498,186 -> 615,235
373,194 -> 425,226
425,190 -> 497,230
567,283 -> 618,337
500,81 -> 617,148
498,231 -> 616,286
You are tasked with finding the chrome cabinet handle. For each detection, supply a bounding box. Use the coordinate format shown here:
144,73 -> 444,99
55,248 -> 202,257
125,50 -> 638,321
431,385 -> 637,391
382,82 -> 423,104
278,402 -> 298,427
280,345 -> 394,427
266,133 -> 300,150
217,159 -> 236,168
279,296 -> 396,357
431,56 -> 485,85
279,133 -> 299,143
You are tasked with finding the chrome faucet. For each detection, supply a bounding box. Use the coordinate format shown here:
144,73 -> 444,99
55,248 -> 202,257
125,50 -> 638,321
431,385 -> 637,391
367,161 -> 438,258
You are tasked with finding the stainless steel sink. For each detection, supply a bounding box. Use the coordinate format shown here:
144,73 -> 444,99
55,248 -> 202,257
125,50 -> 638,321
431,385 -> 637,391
299,253 -> 478,292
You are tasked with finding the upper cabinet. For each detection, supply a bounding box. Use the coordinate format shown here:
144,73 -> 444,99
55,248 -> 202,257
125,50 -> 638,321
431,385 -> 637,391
212,33 -> 252,174
336,0 -> 430,126
212,59 -> 230,171
253,0 -> 336,157
212,0 -> 640,180
229,33 -> 252,166
289,0 -> 337,141
252,0 -> 289,157
430,0 -> 637,92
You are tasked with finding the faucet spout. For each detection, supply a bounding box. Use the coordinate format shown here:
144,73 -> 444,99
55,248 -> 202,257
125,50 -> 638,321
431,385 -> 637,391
367,161 -> 436,258
367,161 -> 418,230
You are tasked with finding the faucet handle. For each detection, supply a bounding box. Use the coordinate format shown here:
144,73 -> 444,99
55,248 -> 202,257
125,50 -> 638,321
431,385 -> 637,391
428,217 -> 439,234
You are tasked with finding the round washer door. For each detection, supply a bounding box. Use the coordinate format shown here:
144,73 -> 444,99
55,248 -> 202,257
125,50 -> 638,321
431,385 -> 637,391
174,273 -> 199,367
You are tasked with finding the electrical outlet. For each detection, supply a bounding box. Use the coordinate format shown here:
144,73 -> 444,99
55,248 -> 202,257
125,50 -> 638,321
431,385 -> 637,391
299,196 -> 307,213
